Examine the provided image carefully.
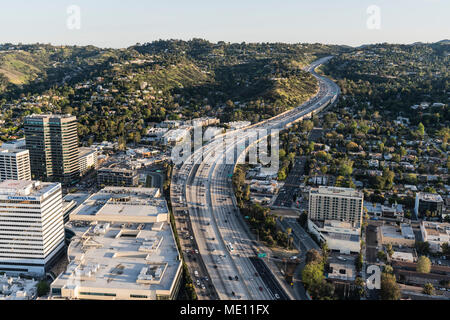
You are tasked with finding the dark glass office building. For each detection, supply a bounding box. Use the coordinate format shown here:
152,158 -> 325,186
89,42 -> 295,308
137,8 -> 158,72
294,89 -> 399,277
24,114 -> 80,186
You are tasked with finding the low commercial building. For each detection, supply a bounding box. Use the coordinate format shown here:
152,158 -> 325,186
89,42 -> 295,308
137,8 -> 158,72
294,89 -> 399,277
163,128 -> 191,146
0,180 -> 65,276
249,181 -> 279,194
380,224 -> 416,247
191,117 -> 220,127
391,251 -> 415,263
160,120 -> 181,129
0,149 -> 31,182
62,193 -> 91,223
364,202 -> 404,219
97,167 -> 139,187
79,147 -> 98,176
308,220 -> 360,254
145,128 -> 169,142
51,187 -> 182,300
226,121 -> 251,130
0,275 -> 38,300
420,221 -> 450,252
326,254 -> 357,282
392,261 -> 450,288
415,192 -> 444,218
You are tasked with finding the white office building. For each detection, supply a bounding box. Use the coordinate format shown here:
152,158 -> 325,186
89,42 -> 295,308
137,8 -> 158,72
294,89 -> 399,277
0,180 -> 65,276
308,187 -> 364,227
0,149 -> 31,182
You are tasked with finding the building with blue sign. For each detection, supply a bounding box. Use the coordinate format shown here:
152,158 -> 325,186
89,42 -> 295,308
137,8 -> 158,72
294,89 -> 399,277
0,180 -> 65,276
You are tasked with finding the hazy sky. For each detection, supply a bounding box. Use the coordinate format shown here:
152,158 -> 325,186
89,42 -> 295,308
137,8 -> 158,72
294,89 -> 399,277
1,0 -> 448,48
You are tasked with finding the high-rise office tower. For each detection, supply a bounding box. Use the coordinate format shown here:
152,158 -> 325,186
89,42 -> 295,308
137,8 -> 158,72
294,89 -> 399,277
0,149 -> 31,182
0,180 -> 65,275
24,114 -> 80,185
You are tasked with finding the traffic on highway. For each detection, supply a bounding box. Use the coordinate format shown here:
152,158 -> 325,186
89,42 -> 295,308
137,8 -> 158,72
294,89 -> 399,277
170,56 -> 340,300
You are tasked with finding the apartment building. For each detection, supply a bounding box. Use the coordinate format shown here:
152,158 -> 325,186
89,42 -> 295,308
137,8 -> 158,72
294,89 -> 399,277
308,187 -> 364,227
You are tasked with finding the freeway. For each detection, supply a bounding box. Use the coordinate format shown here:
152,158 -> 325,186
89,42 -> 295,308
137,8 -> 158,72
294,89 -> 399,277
171,56 -> 340,300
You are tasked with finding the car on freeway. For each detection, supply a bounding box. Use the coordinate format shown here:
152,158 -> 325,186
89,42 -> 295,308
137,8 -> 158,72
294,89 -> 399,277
259,286 -> 263,291
275,294 -> 280,299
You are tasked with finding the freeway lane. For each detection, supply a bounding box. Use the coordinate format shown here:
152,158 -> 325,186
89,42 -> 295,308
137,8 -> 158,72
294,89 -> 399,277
171,56 -> 340,300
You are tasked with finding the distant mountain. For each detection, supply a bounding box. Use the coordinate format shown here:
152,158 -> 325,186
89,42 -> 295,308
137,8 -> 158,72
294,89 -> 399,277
435,39 -> 450,44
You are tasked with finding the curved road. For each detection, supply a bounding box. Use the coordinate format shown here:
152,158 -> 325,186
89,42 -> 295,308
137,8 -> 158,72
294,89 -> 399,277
171,56 -> 340,300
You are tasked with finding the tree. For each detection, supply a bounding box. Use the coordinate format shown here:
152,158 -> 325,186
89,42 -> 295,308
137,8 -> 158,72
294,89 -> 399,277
306,249 -> 323,265
386,244 -> 394,258
441,242 -> 450,256
63,106 -> 73,114
346,141 -> 359,151
300,120 -> 314,132
338,160 -> 353,176
302,262 -> 324,292
316,281 -> 335,300
377,250 -> 387,262
380,273 -> 400,300
384,265 -> 394,274
415,241 -> 430,256
382,169 -> 395,190
423,283 -> 435,295
355,277 -> 365,299
416,256 -> 431,274
37,280 -> 50,297
355,253 -> 363,272
417,123 -> 425,137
